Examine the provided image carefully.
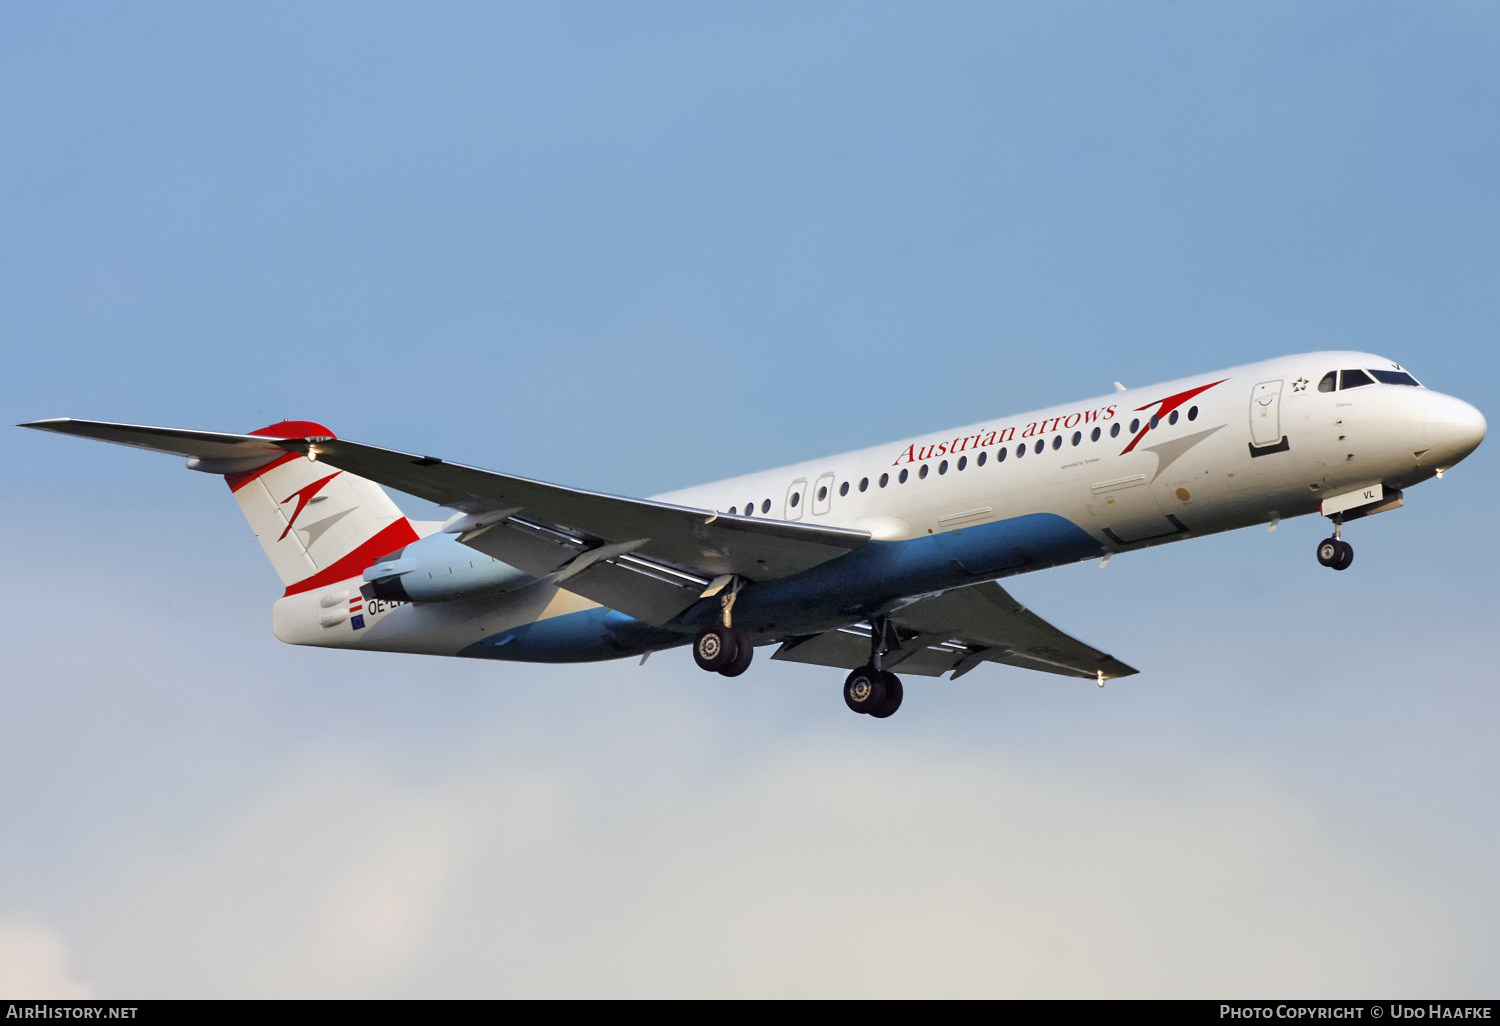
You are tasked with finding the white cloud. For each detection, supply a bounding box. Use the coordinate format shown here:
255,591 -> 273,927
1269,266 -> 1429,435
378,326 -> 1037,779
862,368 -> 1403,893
0,920 -> 92,999
53,738 -> 1454,998
1,529 -> 1491,998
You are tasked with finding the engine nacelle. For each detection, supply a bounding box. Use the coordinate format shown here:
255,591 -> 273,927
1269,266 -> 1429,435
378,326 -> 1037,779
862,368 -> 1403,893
362,532 -> 532,603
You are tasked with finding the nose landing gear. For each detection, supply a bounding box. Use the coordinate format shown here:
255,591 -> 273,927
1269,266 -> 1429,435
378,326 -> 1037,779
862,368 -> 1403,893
1316,519 -> 1354,571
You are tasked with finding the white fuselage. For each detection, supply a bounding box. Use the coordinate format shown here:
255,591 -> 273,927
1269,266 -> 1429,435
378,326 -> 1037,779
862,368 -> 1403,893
657,351 -> 1473,549
272,350 -> 1485,656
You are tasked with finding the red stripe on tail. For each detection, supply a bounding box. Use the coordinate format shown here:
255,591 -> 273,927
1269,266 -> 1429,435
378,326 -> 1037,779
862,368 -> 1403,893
283,519 -> 421,597
225,451 -> 299,493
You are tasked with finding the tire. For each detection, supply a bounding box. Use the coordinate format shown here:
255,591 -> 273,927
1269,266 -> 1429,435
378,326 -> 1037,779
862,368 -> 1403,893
843,665 -> 888,714
693,626 -> 738,672
718,629 -> 754,677
1332,540 -> 1354,571
1316,538 -> 1339,567
868,672 -> 904,718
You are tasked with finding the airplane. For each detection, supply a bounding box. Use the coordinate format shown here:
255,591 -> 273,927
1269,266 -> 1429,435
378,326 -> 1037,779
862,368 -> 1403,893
21,351 -> 1485,718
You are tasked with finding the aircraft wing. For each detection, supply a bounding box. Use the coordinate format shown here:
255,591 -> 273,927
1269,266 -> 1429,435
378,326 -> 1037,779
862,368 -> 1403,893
771,580 -> 1137,681
269,436 -> 871,625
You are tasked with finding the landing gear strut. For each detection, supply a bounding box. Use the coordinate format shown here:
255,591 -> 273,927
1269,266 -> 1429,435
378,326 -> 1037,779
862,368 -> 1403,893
1316,517 -> 1354,571
844,617 -> 904,718
693,580 -> 753,677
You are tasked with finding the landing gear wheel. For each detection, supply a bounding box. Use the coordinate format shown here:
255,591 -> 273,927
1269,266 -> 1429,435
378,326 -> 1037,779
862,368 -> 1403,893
867,671 -> 903,718
718,629 -> 754,677
693,625 -> 738,672
1317,537 -> 1340,567
1332,539 -> 1354,571
843,665 -> 888,715
1316,537 -> 1355,570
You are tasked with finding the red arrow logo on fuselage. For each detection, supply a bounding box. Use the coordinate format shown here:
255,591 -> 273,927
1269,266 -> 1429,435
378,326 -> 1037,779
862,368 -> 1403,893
278,472 -> 342,541
1118,379 -> 1229,455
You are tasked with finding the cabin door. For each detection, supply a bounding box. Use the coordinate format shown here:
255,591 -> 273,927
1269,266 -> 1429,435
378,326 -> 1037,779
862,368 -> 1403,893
1250,380 -> 1284,446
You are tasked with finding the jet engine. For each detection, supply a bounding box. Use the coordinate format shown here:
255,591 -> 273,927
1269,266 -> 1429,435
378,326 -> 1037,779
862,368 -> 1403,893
362,532 -> 532,603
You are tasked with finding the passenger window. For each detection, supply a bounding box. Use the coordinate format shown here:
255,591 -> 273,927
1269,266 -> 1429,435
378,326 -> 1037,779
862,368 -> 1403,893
938,460 -> 948,474
1015,443 -> 1024,459
978,450 -> 989,466
1034,439 -> 1044,454
899,469 -> 909,483
879,473 -> 889,488
1111,423 -> 1121,438
761,499 -> 771,513
1188,406 -> 1198,421
1317,372 -> 1337,393
1091,426 -> 1101,442
840,481 -> 849,496
859,477 -> 869,492
957,455 -> 967,471
919,464 -> 929,479
1149,415 -> 1160,429
790,492 -> 800,507
745,502 -> 755,516
817,486 -> 827,501
1051,435 -> 1062,450
995,447 -> 1005,462
1130,419 -> 1140,433
1168,410 -> 1178,425
1072,431 -> 1082,446
729,506 -> 737,515
1340,369 -> 1374,389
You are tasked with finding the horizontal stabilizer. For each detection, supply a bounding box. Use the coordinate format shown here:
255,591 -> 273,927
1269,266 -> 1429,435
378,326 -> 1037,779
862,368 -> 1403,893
19,418 -> 334,472
22,418 -> 418,594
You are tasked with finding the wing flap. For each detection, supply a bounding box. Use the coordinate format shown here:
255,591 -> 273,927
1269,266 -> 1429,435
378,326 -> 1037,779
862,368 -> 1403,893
771,581 -> 1137,681
558,559 -> 708,626
770,626 -> 969,678
892,581 -> 1136,679
771,628 -> 873,671
460,516 -> 594,579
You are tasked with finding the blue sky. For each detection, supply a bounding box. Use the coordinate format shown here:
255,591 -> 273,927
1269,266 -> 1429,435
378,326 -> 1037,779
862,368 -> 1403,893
2,2 -> 1498,996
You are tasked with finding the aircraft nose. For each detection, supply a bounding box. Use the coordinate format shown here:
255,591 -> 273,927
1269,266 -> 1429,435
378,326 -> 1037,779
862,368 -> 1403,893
1424,392 -> 1487,466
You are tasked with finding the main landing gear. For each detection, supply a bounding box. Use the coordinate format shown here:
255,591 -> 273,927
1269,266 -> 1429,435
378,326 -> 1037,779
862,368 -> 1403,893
693,583 -> 753,678
690,590 -> 905,718
843,618 -> 904,719
1316,517 -> 1354,571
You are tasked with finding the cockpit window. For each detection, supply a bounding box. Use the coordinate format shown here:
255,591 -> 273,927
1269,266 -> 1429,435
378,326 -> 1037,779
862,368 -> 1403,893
1339,369 -> 1374,389
1369,369 -> 1421,386
1317,372 -> 1337,393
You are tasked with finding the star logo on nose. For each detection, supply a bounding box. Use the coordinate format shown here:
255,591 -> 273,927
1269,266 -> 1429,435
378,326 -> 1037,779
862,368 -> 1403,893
1292,377 -> 1309,392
